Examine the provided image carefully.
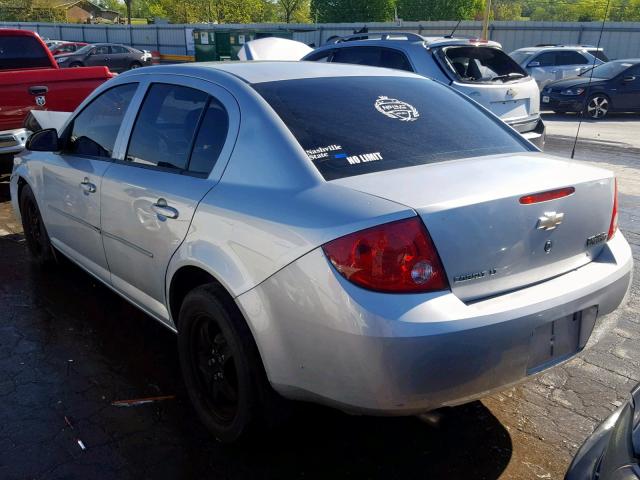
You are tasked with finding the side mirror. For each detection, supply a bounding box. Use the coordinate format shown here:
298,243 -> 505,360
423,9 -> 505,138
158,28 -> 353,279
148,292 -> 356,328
622,75 -> 636,83
527,61 -> 540,68
26,128 -> 60,152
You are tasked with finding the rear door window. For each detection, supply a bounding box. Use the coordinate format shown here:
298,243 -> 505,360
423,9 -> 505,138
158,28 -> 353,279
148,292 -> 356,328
332,47 -> 382,67
188,98 -> 229,176
330,46 -> 413,72
0,36 -> 51,70
437,46 -> 527,83
589,50 -> 609,62
557,51 -> 589,65
126,84 -> 208,171
253,76 -> 529,181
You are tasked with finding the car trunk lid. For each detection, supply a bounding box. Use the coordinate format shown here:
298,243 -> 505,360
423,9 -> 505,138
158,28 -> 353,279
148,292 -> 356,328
332,153 -> 615,301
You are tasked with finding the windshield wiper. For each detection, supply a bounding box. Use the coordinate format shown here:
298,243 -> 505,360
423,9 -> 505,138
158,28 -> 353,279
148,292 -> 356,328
491,72 -> 525,82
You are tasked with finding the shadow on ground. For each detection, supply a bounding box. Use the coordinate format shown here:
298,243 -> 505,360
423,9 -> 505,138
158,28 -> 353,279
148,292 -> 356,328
0,174 -> 513,479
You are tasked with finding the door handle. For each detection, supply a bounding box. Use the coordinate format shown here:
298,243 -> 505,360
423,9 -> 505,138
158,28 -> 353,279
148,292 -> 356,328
80,177 -> 96,194
151,198 -> 179,219
28,85 -> 48,96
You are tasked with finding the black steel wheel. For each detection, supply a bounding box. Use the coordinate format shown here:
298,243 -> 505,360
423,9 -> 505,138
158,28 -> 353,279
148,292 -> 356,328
178,284 -> 267,442
19,185 -> 55,267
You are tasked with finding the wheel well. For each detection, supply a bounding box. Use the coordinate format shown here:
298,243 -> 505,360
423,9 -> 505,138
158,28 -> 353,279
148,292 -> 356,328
169,266 -> 227,328
17,177 -> 27,202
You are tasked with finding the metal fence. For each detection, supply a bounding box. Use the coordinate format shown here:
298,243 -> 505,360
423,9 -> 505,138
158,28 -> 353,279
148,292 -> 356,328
2,20 -> 640,59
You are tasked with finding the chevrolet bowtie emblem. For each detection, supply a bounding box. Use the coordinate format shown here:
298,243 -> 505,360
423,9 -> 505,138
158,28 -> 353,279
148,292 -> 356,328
537,211 -> 564,231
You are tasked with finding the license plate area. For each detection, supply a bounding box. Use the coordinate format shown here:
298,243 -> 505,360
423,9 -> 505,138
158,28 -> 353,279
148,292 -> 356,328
542,95 -> 550,103
527,306 -> 598,374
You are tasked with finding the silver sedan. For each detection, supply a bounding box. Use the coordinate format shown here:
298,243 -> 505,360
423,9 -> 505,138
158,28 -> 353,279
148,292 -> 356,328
10,62 -> 632,442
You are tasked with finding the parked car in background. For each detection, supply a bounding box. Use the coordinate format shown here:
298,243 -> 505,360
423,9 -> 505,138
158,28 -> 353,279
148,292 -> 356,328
304,33 -> 545,148
510,45 -> 606,89
12,62 -> 631,442
532,44 -> 609,62
55,43 -> 152,72
49,41 -> 88,56
44,40 -> 65,50
566,383 -> 640,479
542,59 -> 640,118
0,29 -> 113,170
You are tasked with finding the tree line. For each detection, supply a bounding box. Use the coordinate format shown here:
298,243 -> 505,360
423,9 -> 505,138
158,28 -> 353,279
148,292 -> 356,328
1,0 -> 639,23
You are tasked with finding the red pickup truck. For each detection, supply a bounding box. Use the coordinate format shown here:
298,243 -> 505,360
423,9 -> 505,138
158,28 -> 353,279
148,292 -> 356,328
0,29 -> 113,166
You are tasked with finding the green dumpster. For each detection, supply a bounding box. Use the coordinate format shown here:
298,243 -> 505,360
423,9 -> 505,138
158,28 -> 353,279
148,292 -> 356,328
194,29 -> 295,62
193,29 -> 216,62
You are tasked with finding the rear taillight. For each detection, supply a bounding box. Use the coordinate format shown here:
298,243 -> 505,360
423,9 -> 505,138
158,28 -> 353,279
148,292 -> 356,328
322,217 -> 448,293
608,178 -> 618,240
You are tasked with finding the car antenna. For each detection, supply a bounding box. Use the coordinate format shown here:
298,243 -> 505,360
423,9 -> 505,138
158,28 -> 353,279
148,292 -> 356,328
570,0 -> 611,159
445,19 -> 462,38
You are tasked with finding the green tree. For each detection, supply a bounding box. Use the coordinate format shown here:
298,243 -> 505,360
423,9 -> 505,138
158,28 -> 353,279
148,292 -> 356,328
311,0 -> 395,22
396,0 -> 483,21
277,0 -> 310,22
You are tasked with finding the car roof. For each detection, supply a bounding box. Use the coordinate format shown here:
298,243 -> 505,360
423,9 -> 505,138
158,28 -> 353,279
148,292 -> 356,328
327,33 -> 502,49
181,60 -> 423,84
513,46 -> 594,53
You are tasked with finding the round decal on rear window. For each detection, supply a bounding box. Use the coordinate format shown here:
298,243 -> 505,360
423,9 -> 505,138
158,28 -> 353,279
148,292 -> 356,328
374,96 -> 420,122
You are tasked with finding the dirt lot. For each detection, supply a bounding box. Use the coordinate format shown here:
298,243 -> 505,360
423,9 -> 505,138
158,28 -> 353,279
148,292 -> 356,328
0,114 -> 638,479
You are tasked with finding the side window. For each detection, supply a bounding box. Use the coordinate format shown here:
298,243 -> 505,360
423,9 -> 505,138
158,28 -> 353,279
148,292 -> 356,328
304,50 -> 333,62
380,48 -> 413,72
95,46 -> 110,55
533,52 -> 556,67
65,83 -> 137,158
126,84 -> 207,171
111,46 -> 127,54
558,51 -> 589,65
332,47 -> 382,67
188,98 -> 229,176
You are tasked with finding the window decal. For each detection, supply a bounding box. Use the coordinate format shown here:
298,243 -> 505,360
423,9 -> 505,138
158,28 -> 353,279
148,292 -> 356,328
374,96 -> 420,122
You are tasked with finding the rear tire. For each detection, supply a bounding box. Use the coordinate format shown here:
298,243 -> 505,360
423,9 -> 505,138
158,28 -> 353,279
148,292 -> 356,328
69,62 -> 83,68
178,284 -> 268,443
129,61 -> 142,70
19,185 -> 55,267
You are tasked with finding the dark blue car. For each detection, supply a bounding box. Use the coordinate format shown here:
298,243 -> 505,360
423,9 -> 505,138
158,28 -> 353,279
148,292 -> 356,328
541,59 -> 640,118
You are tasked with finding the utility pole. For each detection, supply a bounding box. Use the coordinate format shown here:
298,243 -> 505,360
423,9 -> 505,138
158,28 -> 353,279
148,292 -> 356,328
481,0 -> 491,40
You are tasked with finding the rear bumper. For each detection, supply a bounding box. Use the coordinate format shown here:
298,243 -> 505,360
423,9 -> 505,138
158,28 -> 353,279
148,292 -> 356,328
238,232 -> 632,415
0,128 -> 29,156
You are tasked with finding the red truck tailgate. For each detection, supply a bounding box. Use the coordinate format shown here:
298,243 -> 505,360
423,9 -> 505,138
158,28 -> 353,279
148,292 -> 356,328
0,66 -> 113,131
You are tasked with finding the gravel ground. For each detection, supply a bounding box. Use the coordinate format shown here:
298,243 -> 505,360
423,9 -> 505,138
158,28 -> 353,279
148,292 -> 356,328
0,115 -> 637,479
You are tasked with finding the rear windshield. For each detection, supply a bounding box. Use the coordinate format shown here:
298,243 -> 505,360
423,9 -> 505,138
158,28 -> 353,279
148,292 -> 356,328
0,36 -> 50,70
253,76 -> 529,180
437,46 -> 528,83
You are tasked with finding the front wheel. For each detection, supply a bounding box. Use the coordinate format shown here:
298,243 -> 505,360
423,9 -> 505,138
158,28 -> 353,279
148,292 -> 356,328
69,62 -> 83,68
178,284 -> 265,442
585,94 -> 610,119
19,185 -> 55,267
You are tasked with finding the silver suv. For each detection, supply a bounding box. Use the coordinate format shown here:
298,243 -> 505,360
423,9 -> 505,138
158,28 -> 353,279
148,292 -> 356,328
510,45 -> 608,90
304,33 -> 545,148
